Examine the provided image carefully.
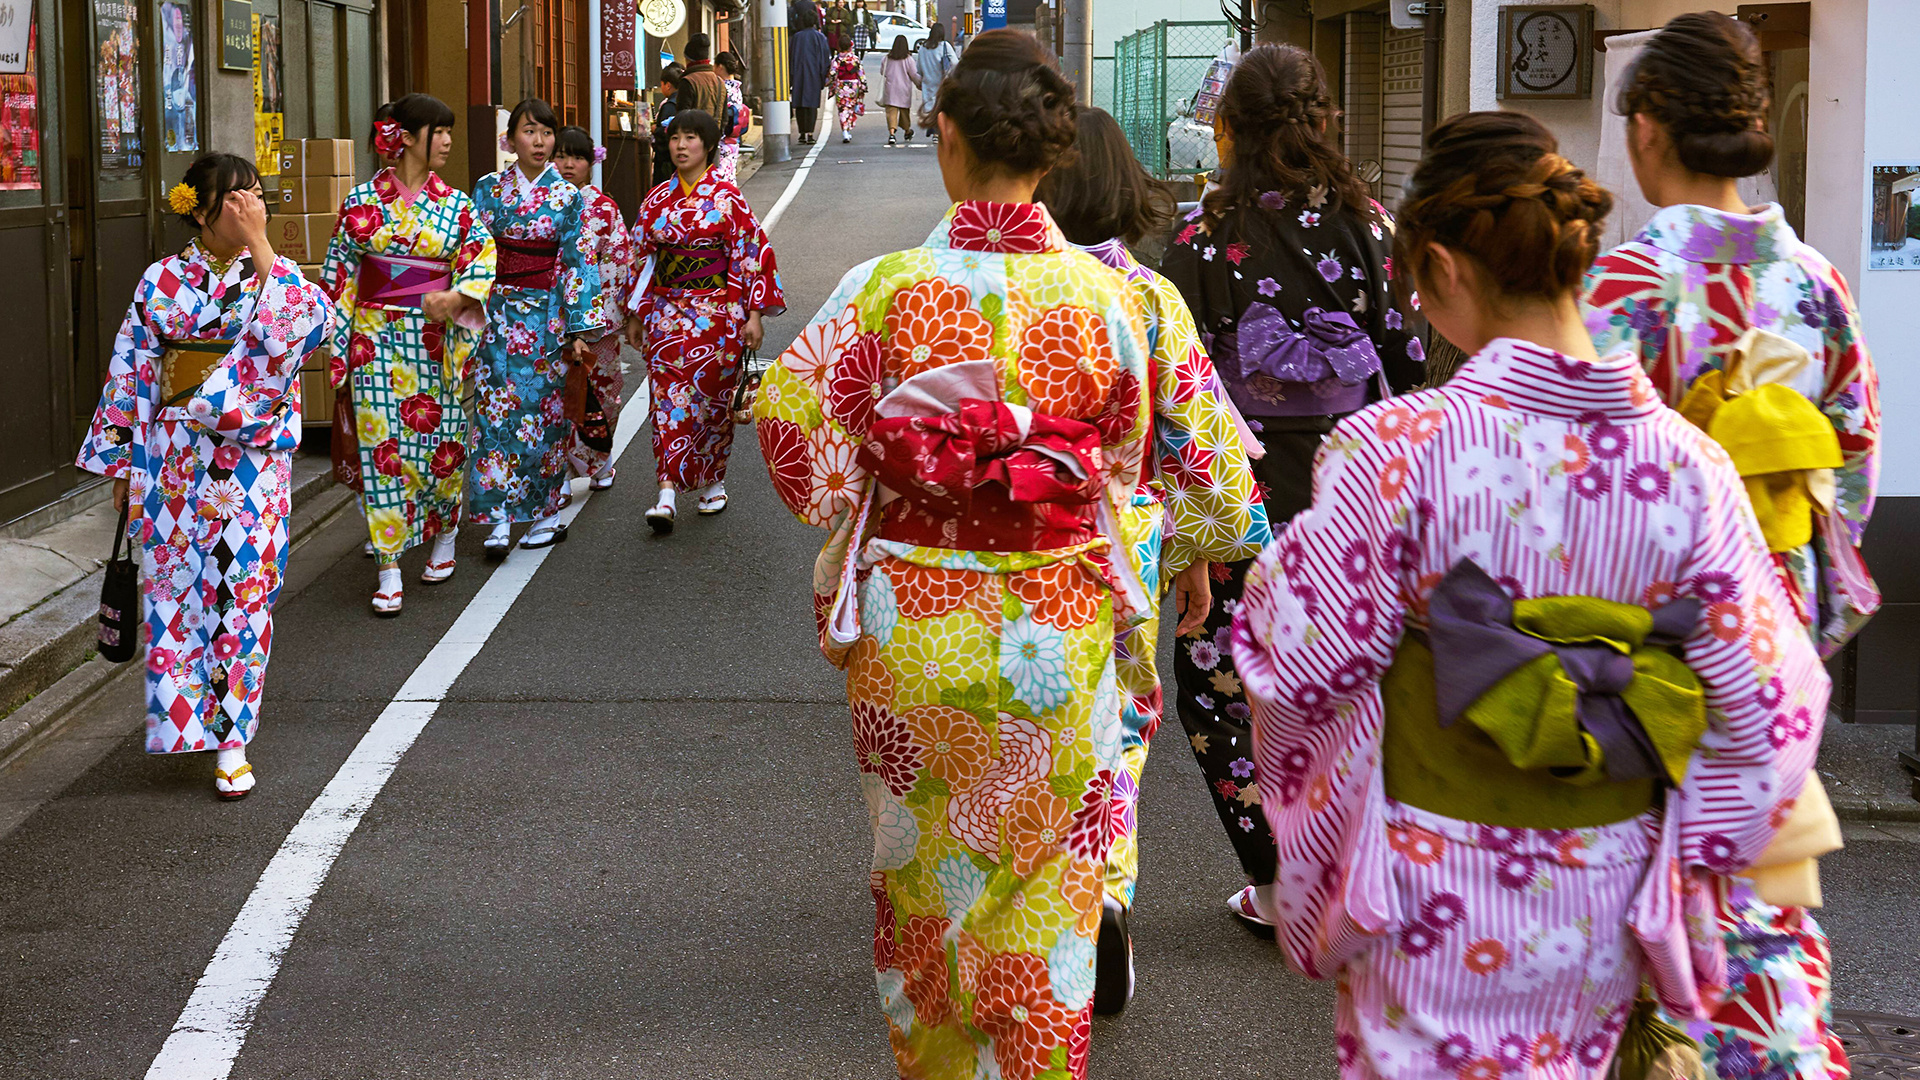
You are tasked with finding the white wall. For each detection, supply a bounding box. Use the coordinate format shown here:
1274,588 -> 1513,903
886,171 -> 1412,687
1094,0 -> 1224,56
1467,0 -> 1624,177
1856,0 -> 1920,496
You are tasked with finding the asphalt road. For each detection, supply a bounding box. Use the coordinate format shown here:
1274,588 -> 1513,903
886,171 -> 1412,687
2,80 -> 1917,1080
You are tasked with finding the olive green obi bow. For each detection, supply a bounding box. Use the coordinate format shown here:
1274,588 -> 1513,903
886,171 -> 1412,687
1382,560 -> 1708,828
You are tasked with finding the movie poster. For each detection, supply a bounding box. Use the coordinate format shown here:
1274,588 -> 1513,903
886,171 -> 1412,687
0,19 -> 38,190
96,0 -> 142,179
160,0 -> 197,151
251,13 -> 281,175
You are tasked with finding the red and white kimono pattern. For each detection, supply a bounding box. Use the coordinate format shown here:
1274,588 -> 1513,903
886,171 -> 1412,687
568,183 -> 634,478
625,170 -> 784,490
1231,339 -> 1828,1080
78,243 -> 333,753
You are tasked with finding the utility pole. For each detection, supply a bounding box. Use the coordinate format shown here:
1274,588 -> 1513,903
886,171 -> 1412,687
1059,0 -> 1092,106
760,0 -> 792,163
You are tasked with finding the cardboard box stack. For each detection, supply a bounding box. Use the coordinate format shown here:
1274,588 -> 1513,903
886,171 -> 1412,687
272,138 -> 355,264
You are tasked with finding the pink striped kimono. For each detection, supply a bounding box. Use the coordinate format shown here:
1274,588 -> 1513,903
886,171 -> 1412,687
1232,338 -> 1829,1080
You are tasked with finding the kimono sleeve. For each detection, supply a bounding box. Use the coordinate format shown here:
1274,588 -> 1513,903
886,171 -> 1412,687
752,263 -> 876,529
1810,264 -> 1879,549
450,194 -> 498,307
1146,273 -> 1270,574
729,190 -> 786,316
1581,244 -> 1679,393
557,188 -> 601,336
319,194 -> 376,373
1158,208 -> 1219,338
77,274 -> 162,478
192,257 -> 334,449
1231,405 -> 1420,979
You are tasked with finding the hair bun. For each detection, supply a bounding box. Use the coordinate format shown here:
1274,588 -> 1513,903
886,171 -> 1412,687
933,30 -> 1079,176
1618,12 -> 1773,178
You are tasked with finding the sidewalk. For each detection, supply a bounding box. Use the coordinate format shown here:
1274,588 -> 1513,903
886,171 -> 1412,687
1820,720 -> 1920,821
0,451 -> 349,769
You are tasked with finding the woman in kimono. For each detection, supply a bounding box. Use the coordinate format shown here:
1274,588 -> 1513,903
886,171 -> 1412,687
790,5 -> 830,145
1034,105 -> 1270,1015
713,52 -> 749,184
553,125 -> 632,487
1158,44 -> 1424,932
1583,15 -> 1876,1079
80,152 -> 332,797
830,37 -> 867,144
470,97 -> 598,553
755,32 -> 1153,1080
1233,110 -> 1827,1080
323,93 -> 496,614
622,109 -> 783,533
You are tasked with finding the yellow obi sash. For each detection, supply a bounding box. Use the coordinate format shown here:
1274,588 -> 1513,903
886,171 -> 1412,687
1677,328 -> 1842,553
1383,560 -> 1708,829
159,339 -> 236,406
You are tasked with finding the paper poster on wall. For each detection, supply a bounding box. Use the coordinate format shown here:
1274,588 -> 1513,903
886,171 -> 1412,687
1870,163 -> 1920,271
0,0 -> 33,74
160,0 -> 197,151
96,0 -> 143,180
251,13 -> 282,177
0,20 -> 38,189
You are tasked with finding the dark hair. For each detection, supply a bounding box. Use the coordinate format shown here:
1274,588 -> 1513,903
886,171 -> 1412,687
716,51 -> 746,77
659,62 -> 686,92
1395,111 -> 1613,303
1037,108 -> 1174,246
1617,11 -> 1773,178
792,4 -> 819,31
934,29 -> 1078,178
377,93 -> 456,143
686,32 -> 712,62
176,152 -> 262,228
888,35 -> 911,60
555,124 -> 595,161
1205,44 -> 1371,224
669,108 -> 723,163
508,97 -> 559,136
927,21 -> 947,47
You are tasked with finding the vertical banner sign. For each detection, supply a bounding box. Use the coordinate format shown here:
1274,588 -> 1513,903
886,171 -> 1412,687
159,1 -> 198,151
251,13 -> 282,176
982,0 -> 1005,30
95,0 -> 142,180
601,0 -> 636,91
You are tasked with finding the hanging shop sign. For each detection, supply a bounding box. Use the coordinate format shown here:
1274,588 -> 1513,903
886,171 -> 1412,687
640,0 -> 684,38
602,0 -> 637,91
220,0 -> 251,70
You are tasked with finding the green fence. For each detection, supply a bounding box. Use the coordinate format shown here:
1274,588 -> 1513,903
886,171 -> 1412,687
1111,20 -> 1236,179
1092,56 -> 1114,113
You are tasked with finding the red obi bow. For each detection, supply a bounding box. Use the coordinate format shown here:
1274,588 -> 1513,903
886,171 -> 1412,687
858,399 -> 1105,518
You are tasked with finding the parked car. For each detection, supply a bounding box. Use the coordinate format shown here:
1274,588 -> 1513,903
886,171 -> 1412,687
870,12 -> 930,50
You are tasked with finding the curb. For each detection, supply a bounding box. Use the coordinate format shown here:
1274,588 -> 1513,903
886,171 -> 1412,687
1831,795 -> 1920,824
0,467 -> 352,773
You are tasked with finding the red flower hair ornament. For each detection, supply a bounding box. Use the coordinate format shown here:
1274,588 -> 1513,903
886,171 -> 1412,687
372,118 -> 408,160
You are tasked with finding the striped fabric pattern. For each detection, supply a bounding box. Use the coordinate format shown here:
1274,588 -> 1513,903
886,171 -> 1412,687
1230,337 -> 1830,1079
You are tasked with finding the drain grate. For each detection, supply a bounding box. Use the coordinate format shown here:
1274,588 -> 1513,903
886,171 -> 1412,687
1835,1012 -> 1920,1078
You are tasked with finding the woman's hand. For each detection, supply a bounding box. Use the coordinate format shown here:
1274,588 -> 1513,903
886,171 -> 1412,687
1172,562 -> 1214,637
624,315 -> 646,352
742,310 -> 765,352
422,289 -> 482,327
225,189 -> 270,248
567,336 -> 592,364
112,476 -> 130,509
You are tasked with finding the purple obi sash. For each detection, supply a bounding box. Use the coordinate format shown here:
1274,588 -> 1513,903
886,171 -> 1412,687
359,253 -> 454,309
1210,302 -> 1382,417
496,236 -> 560,289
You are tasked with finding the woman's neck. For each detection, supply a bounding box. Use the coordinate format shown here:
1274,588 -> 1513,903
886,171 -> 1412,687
1656,171 -> 1749,216
953,175 -> 1039,206
199,232 -> 245,266
677,164 -> 709,190
394,154 -> 431,194
517,157 -> 546,183
1479,293 -> 1601,363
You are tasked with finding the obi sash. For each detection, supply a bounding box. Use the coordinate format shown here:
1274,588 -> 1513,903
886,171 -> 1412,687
1209,302 -> 1380,417
496,236 -> 560,289
359,252 -> 453,309
158,339 -> 236,405
656,244 -> 730,291
1382,559 -> 1707,829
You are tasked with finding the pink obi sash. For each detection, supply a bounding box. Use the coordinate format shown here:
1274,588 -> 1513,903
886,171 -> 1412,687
496,236 -> 560,289
358,253 -> 453,309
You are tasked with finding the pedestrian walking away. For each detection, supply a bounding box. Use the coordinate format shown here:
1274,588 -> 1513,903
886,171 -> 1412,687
651,64 -> 686,186
879,35 -> 921,146
1582,13 -> 1876,1078
712,52 -> 752,184
756,31 -> 1158,1080
79,152 -> 333,797
788,5 -> 830,144
915,21 -> 958,139
624,108 -> 784,533
553,125 -> 633,490
1233,109 -> 1831,1080
831,36 -> 868,143
1035,104 -> 1270,1015
1157,43 -> 1424,933
469,98 -> 599,555
322,94 -> 496,614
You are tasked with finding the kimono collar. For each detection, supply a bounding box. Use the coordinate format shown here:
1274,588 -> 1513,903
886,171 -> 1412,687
1447,338 -> 1663,423
931,201 -> 1068,255
505,159 -> 563,195
183,237 -> 249,286
372,167 -> 453,206
1074,237 -> 1137,273
1636,202 -> 1795,265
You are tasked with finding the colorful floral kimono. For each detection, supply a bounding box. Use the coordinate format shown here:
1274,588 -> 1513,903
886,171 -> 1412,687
756,201 -> 1156,1080
715,78 -> 746,184
1584,202 -> 1876,1080
1231,338 -> 1828,1080
1159,190 -> 1424,893
78,241 -> 332,753
832,48 -> 867,136
1075,236 -> 1269,911
469,161 -> 597,524
565,183 -> 634,478
626,169 -> 783,490
321,169 -> 496,555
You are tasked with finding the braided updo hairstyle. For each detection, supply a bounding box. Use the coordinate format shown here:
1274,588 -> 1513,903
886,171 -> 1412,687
934,29 -> 1079,177
1617,12 -> 1773,178
1204,44 -> 1372,224
1395,111 -> 1613,303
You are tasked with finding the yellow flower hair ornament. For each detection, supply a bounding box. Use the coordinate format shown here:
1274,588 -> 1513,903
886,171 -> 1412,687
167,182 -> 199,216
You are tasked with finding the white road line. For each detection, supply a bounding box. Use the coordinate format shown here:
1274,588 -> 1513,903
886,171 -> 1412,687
760,112 -> 831,236
145,389 -> 648,1080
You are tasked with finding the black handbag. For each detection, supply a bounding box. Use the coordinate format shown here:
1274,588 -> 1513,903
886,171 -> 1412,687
96,500 -> 139,663
730,346 -> 770,424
